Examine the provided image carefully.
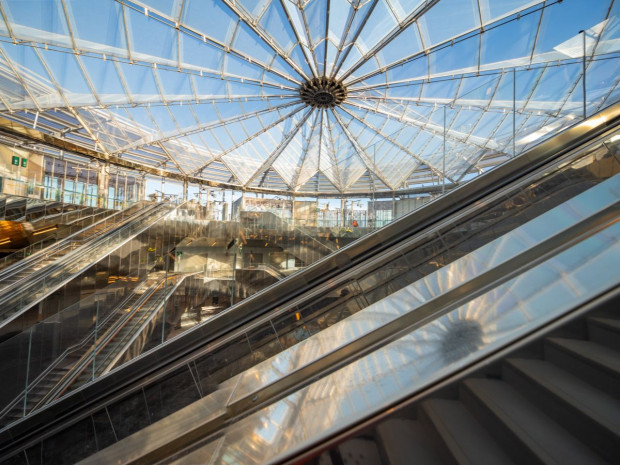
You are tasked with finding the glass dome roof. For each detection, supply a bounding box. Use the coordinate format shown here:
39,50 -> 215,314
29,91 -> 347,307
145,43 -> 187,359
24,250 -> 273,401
0,0 -> 618,195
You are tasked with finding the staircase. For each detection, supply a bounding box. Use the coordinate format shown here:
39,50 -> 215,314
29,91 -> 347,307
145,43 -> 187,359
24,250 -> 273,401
320,310 -> 620,465
0,290 -> 148,425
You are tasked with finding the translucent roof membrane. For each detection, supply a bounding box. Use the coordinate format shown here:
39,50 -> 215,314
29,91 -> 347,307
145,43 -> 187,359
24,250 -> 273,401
0,0 -> 618,195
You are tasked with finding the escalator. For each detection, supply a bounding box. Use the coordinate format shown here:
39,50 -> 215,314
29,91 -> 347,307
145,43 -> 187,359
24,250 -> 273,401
0,202 -> 145,287
0,104 -> 618,464
0,203 -> 117,271
0,201 -> 174,330
298,304 -> 620,465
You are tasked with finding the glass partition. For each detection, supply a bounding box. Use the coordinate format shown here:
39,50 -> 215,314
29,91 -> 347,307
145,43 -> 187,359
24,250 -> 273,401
173,218 -> 620,465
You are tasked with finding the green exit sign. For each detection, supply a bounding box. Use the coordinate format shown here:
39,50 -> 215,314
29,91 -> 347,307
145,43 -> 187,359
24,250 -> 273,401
11,155 -> 19,166
21,158 -> 27,168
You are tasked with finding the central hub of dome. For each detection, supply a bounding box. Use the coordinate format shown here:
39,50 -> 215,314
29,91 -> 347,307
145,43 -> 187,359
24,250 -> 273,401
300,77 -> 347,108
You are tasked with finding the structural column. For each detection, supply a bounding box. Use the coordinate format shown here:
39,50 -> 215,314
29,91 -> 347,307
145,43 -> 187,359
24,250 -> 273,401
97,163 -> 109,208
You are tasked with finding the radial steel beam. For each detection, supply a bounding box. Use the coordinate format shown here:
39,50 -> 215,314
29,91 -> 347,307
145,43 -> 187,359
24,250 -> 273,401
322,111 -> 348,192
120,3 -> 134,64
345,99 -> 500,152
31,47 -> 112,157
244,107 -> 314,187
116,0 -> 303,86
191,103 -> 308,175
291,110 -> 321,188
323,0 -> 330,76
157,141 -> 187,176
330,0 -> 379,79
331,108 -> 397,189
344,0 -> 549,87
337,0 -> 439,82
278,0 -> 318,79
220,0 -> 310,82
112,99 -> 301,154
297,0 -> 323,77
338,105 -> 457,183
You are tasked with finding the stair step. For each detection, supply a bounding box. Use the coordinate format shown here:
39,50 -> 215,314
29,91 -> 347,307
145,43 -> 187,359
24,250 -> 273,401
336,438 -> 382,465
463,378 -> 607,465
504,358 -> 620,463
421,399 -> 514,465
588,317 -> 620,351
375,418 -> 442,465
545,338 -> 620,398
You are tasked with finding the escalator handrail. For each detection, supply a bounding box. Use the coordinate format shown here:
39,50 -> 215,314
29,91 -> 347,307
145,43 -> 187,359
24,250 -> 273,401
0,288 -> 143,422
0,202 -> 175,325
0,202 -> 148,281
0,202 -> 168,296
39,277 -> 176,407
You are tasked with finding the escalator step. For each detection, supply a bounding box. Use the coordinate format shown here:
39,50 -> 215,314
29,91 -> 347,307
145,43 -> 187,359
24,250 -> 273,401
461,378 -> 606,465
420,399 -> 514,465
375,418 -> 442,465
503,358 -> 619,463
588,317 -> 620,351
335,438 -> 382,465
544,337 -> 620,398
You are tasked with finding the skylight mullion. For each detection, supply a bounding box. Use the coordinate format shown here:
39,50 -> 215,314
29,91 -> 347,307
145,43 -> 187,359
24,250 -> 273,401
481,74 -> 502,112
322,0 -> 330,76
520,64 -> 548,113
298,3 -> 322,78
354,95 -> 553,117
0,48 -> 42,111
330,0 -> 379,79
113,99 -> 300,154
59,0 -> 79,54
477,110 -> 511,161
555,59 -> 599,118
188,74 -> 199,104
175,0 -> 186,24
339,104 -> 456,183
157,141 -> 187,175
75,55 -> 105,109
151,67 -> 170,105
594,71 -> 620,113
345,1 -> 549,87
0,91 -> 12,112
278,0 -> 318,79
326,0 -> 361,77
112,60 -> 138,107
220,0 -> 309,81
331,109 -> 395,189
348,99 -> 495,152
317,108 -> 326,188
244,108 -> 313,187
337,0 -> 439,82
192,103 -> 307,175
78,109 -> 121,152
0,1 -> 15,43
118,0 -> 302,86
450,76 -> 466,107
291,110 -> 320,188
120,3 -> 133,63
528,2 -> 545,67
323,110 -> 345,192
97,107 -> 143,151
32,47 -> 108,155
